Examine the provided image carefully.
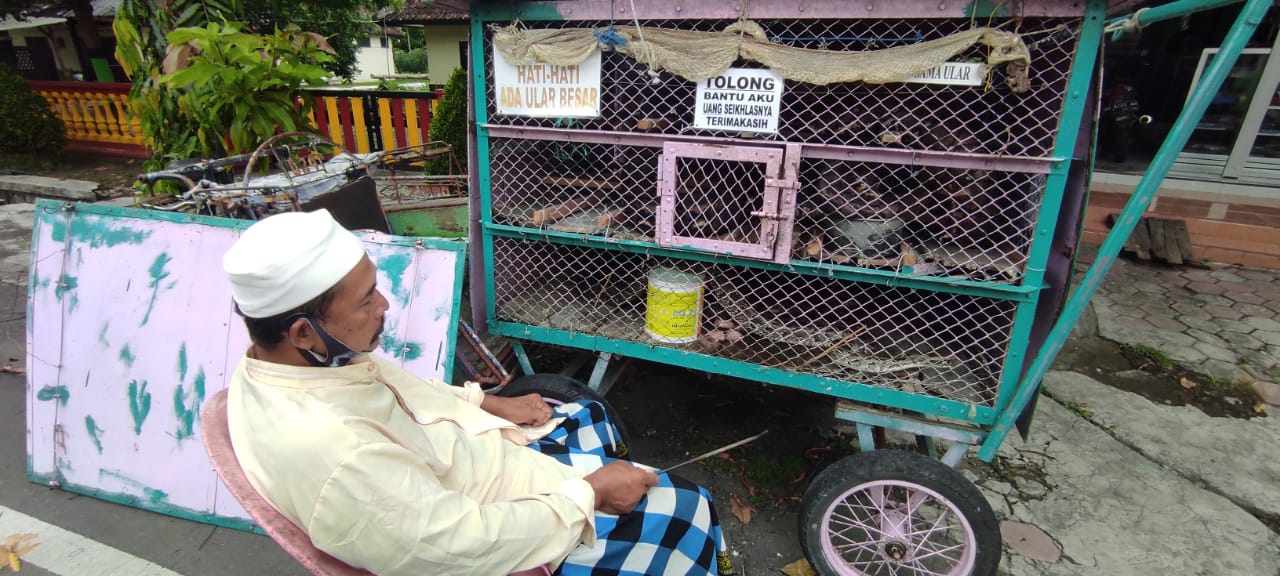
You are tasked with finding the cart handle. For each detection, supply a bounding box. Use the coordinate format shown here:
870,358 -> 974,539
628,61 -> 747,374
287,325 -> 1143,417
979,0 -> 1269,462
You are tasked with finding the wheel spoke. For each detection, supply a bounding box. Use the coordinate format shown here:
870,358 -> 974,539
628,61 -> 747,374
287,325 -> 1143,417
913,541 -> 966,563
829,510 -> 882,535
905,557 -> 950,576
830,532 -> 880,551
905,488 -> 931,520
911,508 -> 954,555
869,485 -> 887,514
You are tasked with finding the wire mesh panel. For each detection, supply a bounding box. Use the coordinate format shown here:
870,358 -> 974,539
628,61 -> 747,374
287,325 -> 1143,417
488,138 -> 664,240
487,136 -> 1044,284
792,159 -> 1044,282
492,236 -> 1016,406
483,17 -> 1081,157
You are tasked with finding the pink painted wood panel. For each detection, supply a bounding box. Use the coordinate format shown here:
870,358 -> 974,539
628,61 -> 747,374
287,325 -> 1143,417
26,203 -> 465,528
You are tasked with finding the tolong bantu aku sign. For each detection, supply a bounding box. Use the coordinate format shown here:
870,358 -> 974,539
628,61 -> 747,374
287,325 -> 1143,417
694,68 -> 785,134
493,48 -> 602,117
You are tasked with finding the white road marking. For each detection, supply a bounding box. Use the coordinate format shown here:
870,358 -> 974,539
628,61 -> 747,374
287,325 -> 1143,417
0,504 -> 182,576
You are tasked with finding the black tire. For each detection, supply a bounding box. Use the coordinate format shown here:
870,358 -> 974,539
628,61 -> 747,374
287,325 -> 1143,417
799,450 -> 1000,576
497,373 -> 632,459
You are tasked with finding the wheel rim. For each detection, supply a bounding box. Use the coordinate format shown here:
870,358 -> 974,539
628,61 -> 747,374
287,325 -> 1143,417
819,479 -> 977,576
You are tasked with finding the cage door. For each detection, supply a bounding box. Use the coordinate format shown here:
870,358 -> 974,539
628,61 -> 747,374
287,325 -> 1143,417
656,142 -> 798,263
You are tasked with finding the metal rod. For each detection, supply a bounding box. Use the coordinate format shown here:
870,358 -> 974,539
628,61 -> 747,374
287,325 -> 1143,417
509,340 -> 536,377
461,320 -> 509,381
483,125 -> 1059,174
979,0 -> 1272,462
1107,0 -> 1244,34
659,430 -> 768,473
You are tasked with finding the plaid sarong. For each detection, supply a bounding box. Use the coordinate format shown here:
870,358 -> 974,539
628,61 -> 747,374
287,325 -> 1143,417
528,401 -> 732,576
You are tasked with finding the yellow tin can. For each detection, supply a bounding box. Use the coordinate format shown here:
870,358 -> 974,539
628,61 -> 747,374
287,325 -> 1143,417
644,268 -> 704,343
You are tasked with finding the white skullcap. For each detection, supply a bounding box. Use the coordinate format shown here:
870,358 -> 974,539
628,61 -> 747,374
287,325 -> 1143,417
223,209 -> 365,318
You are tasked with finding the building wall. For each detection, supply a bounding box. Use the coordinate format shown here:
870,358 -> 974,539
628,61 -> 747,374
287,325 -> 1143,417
9,26 -> 81,77
1083,176 -> 1280,269
424,25 -> 467,86
354,34 -> 396,81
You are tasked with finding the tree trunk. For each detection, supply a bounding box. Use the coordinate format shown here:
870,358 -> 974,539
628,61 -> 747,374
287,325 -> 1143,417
70,0 -> 100,51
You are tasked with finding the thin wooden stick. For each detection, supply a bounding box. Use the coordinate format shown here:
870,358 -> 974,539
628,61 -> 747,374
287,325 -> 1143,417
798,325 -> 867,369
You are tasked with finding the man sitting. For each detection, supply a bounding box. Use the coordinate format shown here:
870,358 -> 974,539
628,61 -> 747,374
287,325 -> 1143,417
221,209 -> 731,575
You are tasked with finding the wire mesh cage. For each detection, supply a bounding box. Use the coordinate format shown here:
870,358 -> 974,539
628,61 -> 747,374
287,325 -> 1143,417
492,236 -> 1016,406
478,5 -> 1094,417
487,137 -> 1045,283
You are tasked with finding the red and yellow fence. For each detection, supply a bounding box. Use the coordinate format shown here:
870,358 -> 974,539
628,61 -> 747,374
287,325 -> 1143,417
308,89 -> 444,154
27,81 -> 442,159
29,81 -> 147,158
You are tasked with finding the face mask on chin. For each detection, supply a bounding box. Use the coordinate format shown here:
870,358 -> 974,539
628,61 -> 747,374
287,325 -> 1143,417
288,313 -> 361,368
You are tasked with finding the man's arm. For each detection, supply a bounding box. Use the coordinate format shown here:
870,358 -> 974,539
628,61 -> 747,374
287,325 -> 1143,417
308,442 -> 596,575
448,380 -> 552,426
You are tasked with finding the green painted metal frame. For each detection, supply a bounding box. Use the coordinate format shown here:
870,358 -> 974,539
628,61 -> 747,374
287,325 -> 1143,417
978,0 -> 1271,461
991,0 -> 1108,416
493,321 -> 1001,424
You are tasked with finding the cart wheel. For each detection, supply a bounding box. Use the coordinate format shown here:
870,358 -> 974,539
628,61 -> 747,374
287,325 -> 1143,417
497,374 -> 632,459
799,449 -> 1000,576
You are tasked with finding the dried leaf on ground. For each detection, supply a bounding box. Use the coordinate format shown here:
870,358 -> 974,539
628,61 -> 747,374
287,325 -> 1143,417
1255,402 -> 1268,414
729,493 -> 755,525
1180,377 -> 1198,389
780,557 -> 816,576
0,366 -> 24,374
2,532 -> 40,572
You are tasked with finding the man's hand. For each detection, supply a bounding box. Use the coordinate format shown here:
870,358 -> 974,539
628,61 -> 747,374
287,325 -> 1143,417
583,461 -> 658,515
480,393 -> 553,426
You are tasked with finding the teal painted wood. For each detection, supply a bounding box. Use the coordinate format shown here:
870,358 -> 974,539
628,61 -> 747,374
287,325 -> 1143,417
442,242 -> 468,379
472,15 -> 502,327
492,321 -> 998,425
472,2 -> 564,21
36,198 -> 253,230
37,199 -> 471,255
979,0 -> 1268,462
27,469 -> 262,534
485,224 -> 1040,302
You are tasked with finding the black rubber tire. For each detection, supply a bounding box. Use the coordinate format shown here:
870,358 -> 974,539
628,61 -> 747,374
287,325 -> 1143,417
799,449 -> 1000,576
497,373 -> 632,459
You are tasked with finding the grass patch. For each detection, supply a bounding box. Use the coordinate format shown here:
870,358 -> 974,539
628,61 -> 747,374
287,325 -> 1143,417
1121,343 -> 1174,371
1063,401 -> 1094,420
0,152 -> 58,173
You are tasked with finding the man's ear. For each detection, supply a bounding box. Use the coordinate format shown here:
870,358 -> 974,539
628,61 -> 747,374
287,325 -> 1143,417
285,316 -> 323,353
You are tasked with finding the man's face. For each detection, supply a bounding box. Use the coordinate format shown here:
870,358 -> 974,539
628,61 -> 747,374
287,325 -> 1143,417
316,256 -> 389,353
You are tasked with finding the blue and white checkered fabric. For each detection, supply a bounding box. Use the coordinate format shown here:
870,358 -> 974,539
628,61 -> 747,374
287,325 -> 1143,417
528,401 -> 730,576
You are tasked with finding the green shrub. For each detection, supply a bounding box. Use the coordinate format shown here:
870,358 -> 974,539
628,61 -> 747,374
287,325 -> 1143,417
0,64 -> 66,156
160,22 -> 332,155
394,48 -> 428,74
427,67 -> 466,175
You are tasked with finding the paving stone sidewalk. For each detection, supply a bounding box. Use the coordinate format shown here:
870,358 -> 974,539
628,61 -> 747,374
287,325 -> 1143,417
1080,248 -> 1280,398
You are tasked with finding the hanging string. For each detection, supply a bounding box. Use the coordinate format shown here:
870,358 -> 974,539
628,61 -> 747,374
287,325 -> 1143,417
626,0 -> 660,84
594,0 -> 628,51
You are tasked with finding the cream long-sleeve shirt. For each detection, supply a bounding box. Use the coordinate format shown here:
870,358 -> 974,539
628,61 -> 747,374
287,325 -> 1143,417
226,353 -> 598,575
